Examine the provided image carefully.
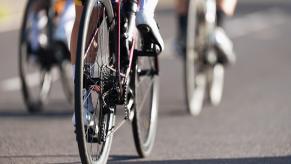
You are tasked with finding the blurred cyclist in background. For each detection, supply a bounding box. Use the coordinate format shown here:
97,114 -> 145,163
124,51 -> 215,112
175,0 -> 237,65
28,0 -> 75,56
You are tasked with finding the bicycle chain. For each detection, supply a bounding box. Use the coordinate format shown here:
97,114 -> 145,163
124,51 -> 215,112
123,77 -> 130,119
123,75 -> 134,120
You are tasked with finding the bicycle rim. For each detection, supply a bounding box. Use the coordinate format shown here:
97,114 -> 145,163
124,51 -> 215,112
132,57 -> 159,157
75,0 -> 115,163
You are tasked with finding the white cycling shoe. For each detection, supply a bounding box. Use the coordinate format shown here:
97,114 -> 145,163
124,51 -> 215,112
136,12 -> 164,53
213,27 -> 236,66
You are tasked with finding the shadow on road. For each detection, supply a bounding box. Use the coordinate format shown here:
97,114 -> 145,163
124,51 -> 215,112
0,100 -> 72,118
109,155 -> 140,162
108,155 -> 291,164
1,154 -> 290,164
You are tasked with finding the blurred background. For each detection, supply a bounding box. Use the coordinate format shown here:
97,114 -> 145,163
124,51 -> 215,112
0,0 -> 291,163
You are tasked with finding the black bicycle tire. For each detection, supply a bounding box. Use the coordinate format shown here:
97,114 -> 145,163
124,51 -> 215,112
132,59 -> 159,158
74,0 -> 115,163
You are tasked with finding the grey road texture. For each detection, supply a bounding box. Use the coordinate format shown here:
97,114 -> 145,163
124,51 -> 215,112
0,1 -> 291,164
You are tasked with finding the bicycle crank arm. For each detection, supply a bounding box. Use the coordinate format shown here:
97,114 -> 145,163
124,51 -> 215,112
106,119 -> 127,139
125,98 -> 134,120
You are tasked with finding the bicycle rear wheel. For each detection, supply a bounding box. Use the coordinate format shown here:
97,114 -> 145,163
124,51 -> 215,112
74,0 -> 115,163
132,56 -> 159,157
184,0 -> 207,116
19,0 -> 52,113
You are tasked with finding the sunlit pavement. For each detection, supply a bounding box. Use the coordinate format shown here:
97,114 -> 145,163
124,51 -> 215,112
0,1 -> 291,163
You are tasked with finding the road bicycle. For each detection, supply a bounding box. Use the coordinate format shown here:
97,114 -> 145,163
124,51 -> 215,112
185,0 -> 227,115
19,0 -> 74,113
74,0 -> 160,163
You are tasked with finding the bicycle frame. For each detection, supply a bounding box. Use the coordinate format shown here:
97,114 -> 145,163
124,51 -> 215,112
107,0 -> 143,101
91,0 -> 159,103
114,0 -> 137,86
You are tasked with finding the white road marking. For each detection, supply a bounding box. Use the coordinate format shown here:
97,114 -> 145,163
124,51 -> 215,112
0,68 -> 60,92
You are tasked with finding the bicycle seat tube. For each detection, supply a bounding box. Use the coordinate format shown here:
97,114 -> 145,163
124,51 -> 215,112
121,0 -> 138,41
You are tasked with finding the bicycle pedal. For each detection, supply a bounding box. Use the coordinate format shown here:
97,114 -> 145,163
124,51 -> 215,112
128,109 -> 134,121
137,25 -> 162,55
85,126 -> 100,143
125,96 -> 134,120
138,24 -> 151,33
74,125 -> 99,143
126,98 -> 134,111
104,107 -> 114,114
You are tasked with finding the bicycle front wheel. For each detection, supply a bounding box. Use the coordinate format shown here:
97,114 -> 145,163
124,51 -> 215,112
132,56 -> 159,158
184,0 -> 207,116
74,0 -> 115,163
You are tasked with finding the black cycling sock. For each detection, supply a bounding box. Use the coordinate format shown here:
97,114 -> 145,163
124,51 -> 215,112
178,14 -> 187,37
177,14 -> 187,52
216,9 -> 224,27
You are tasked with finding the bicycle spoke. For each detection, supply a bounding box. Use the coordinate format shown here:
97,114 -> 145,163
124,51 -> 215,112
137,82 -> 153,115
83,27 -> 99,61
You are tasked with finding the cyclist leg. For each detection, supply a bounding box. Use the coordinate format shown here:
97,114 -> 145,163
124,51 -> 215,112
217,0 -> 237,16
70,1 -> 83,65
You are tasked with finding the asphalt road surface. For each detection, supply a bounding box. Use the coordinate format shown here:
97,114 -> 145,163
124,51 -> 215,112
1,2 -> 291,164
